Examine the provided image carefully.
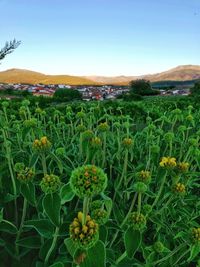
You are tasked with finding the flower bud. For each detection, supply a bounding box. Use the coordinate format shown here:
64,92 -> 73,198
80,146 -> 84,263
70,165 -> 107,198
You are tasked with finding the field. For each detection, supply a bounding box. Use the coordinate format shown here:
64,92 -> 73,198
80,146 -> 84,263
0,96 -> 200,267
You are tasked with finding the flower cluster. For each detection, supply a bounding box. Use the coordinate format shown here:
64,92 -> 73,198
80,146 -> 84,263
159,157 -> 176,169
153,241 -> 164,253
69,212 -> 99,249
128,212 -> 146,231
70,165 -> 107,198
40,174 -> 61,194
98,122 -> 109,132
191,228 -> 200,243
172,183 -> 186,195
91,209 -> 108,225
136,170 -> 151,184
76,111 -> 86,119
76,124 -> 86,133
91,137 -> 102,149
176,162 -> 189,173
17,167 -> 34,183
82,130 -> 94,141
33,136 -> 51,152
23,118 -> 37,128
122,138 -> 133,149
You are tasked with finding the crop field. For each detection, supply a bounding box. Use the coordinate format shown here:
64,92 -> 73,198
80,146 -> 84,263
0,98 -> 200,267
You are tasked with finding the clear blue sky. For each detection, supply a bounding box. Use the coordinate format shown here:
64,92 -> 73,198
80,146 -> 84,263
0,0 -> 199,76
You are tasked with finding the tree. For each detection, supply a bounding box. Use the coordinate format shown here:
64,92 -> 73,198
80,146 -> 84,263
53,88 -> 82,101
0,39 -> 21,62
129,79 -> 159,96
190,82 -> 200,96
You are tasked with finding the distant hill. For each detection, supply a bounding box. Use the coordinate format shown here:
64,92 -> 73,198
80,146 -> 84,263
0,69 -> 96,85
0,65 -> 200,85
86,65 -> 200,84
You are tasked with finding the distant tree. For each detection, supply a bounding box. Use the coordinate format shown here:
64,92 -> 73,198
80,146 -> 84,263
190,82 -> 200,95
54,88 -> 82,101
0,39 -> 21,62
129,79 -> 159,96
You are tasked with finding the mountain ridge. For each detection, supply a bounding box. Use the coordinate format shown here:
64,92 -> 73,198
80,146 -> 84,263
0,65 -> 200,85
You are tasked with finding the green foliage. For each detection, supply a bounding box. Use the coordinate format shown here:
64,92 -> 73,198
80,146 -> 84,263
129,79 -> 160,96
190,81 -> 200,95
53,88 -> 82,101
0,97 -> 200,266
0,39 -> 21,62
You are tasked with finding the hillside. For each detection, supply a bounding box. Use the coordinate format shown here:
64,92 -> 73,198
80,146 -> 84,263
0,69 -> 96,85
0,65 -> 200,85
86,65 -> 200,84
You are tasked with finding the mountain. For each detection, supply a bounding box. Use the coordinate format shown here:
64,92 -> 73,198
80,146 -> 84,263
86,65 -> 200,84
0,68 -> 96,85
0,65 -> 200,85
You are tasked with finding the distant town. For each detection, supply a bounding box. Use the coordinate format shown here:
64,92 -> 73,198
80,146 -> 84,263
0,82 -> 190,101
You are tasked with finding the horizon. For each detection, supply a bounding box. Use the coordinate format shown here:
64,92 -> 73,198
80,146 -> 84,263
0,0 -> 199,76
1,64 -> 200,78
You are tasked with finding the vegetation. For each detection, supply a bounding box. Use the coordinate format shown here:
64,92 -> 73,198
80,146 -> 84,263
190,81 -> 200,96
53,88 -> 82,101
129,79 -> 160,96
0,39 -> 21,62
0,97 -> 200,267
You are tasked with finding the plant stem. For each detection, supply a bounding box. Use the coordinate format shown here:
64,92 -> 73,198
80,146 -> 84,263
115,251 -> 127,265
152,170 -> 167,208
44,226 -> 59,265
41,153 -> 47,175
137,193 -> 142,214
16,198 -> 28,258
82,197 -> 90,225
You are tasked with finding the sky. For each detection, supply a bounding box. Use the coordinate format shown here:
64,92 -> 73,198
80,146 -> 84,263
0,0 -> 199,76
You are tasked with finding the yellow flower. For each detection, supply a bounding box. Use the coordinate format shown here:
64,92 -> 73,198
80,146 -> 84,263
159,157 -> 176,168
177,162 -> 189,172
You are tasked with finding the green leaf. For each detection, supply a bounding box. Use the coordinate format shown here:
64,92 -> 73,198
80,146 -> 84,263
60,183 -> 75,205
188,244 -> 200,262
16,236 -> 41,249
24,219 -> 54,238
0,220 -> 17,234
42,193 -> 61,227
49,262 -> 64,267
124,227 -> 141,259
80,240 -> 106,267
0,238 -> 5,246
20,182 -> 36,206
64,238 -> 79,258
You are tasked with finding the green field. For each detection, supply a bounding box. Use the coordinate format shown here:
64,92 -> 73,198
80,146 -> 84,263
0,96 -> 200,267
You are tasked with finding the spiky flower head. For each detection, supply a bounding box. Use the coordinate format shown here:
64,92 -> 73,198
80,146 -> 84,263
35,107 -> 43,114
186,114 -> 194,122
164,132 -> 174,142
136,170 -> 151,184
191,228 -> 200,244
133,182 -> 147,193
159,157 -> 176,169
172,183 -> 186,195
176,162 -> 189,173
76,111 -> 86,119
23,118 -> 37,128
40,174 -> 61,194
17,167 -> 35,183
69,212 -> 99,249
90,137 -> 102,149
97,122 -> 109,132
128,212 -> 146,231
33,136 -> 51,153
153,241 -> 164,253
122,138 -> 133,149
70,165 -> 107,198
82,130 -> 94,141
76,124 -> 86,133
90,200 -> 109,225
